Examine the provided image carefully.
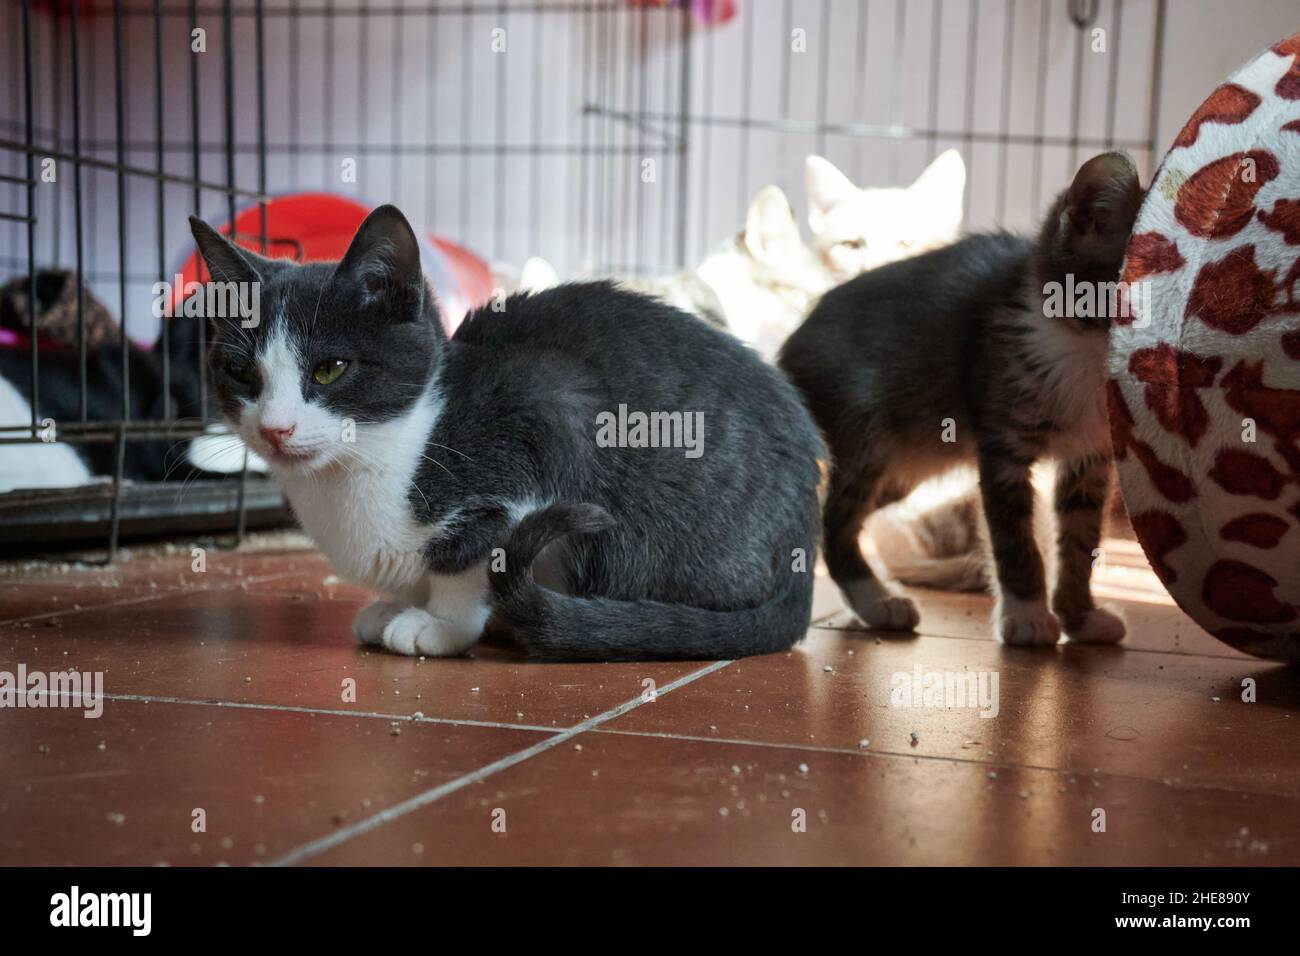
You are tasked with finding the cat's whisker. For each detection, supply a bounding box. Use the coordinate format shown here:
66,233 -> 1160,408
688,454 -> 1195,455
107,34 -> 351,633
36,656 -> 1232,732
426,442 -> 473,462
415,452 -> 454,480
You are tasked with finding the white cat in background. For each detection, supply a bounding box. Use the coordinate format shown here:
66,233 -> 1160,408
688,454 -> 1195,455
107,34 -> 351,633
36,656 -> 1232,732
695,185 -> 834,360
515,186 -> 831,362
518,153 -> 967,361
805,149 -> 966,280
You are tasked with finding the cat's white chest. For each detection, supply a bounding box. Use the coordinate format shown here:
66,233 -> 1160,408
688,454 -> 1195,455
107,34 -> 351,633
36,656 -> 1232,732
1025,319 -> 1112,462
283,468 -> 431,594
277,399 -> 440,596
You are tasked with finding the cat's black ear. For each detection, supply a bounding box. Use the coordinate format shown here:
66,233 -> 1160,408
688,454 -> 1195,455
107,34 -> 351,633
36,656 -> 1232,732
334,204 -> 425,315
1060,151 -> 1144,262
188,216 -> 275,286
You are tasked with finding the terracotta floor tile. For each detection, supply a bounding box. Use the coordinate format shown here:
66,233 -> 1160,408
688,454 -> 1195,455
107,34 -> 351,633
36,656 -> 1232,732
305,731 -> 1299,865
605,630 -> 1300,796
3,533 -> 1294,867
0,588 -> 701,729
0,698 -> 546,866
0,548 -> 314,625
818,581 -> 1245,661
818,534 -> 1244,660
0,582 -> 175,625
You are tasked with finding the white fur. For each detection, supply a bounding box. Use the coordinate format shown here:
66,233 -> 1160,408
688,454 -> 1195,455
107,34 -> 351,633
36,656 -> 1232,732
995,590 -> 1061,647
0,374 -> 95,492
1064,604 -> 1127,645
186,426 -> 268,474
513,186 -> 832,363
517,256 -> 560,293
696,185 -> 833,360
1014,298 -> 1113,464
241,329 -> 492,656
805,150 -> 966,279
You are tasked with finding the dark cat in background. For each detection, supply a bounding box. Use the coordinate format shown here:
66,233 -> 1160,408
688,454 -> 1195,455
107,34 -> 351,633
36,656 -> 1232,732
780,152 -> 1144,647
190,205 -> 823,662
0,306 -> 208,482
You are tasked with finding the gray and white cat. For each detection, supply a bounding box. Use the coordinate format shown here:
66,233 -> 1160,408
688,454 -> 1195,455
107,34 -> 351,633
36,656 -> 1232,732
779,152 -> 1143,647
189,205 -> 823,661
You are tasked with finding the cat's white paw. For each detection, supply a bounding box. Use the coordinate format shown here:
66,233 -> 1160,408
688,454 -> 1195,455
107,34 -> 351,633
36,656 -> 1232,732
352,600 -> 406,645
380,607 -> 478,657
996,595 -> 1061,647
1065,605 -> 1127,645
840,579 -> 920,631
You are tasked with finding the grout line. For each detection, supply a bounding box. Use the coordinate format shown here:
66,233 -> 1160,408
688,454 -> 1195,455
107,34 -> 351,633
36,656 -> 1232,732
0,570 -> 307,628
0,592 -> 185,627
19,688 -> 563,734
266,658 -> 734,867
586,727 -> 1300,800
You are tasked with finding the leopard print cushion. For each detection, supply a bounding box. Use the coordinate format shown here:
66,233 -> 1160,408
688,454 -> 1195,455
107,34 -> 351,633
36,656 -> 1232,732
1108,35 -> 1300,663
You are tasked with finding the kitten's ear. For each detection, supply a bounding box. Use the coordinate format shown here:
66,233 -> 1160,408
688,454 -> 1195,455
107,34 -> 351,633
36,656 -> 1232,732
188,216 -> 272,287
743,186 -> 802,264
909,149 -> 966,209
1060,151 -> 1144,260
804,155 -> 856,233
334,204 -> 425,314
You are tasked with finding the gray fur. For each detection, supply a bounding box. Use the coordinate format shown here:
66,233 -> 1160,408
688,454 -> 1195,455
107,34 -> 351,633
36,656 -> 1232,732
191,206 -> 824,661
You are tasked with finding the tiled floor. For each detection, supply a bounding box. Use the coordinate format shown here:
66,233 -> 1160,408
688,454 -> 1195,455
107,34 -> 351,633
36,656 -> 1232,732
1,532 -> 1296,866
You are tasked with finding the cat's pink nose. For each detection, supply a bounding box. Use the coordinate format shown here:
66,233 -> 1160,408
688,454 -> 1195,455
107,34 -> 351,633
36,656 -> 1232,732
258,424 -> 295,451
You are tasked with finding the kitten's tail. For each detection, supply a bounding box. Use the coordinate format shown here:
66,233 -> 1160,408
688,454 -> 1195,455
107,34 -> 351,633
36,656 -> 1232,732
490,503 -> 812,662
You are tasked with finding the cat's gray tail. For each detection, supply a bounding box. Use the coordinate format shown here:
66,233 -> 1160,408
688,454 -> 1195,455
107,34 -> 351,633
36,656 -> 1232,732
490,503 -> 812,662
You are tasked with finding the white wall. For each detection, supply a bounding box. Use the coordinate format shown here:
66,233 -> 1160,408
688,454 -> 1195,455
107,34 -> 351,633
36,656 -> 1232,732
1156,0 -> 1299,150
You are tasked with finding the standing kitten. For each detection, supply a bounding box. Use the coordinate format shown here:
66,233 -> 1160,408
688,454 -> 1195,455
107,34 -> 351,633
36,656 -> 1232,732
190,206 -> 822,662
779,152 -> 1143,646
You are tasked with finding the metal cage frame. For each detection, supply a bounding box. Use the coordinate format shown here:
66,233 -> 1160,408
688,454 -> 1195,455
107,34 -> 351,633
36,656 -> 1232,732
0,0 -> 1168,559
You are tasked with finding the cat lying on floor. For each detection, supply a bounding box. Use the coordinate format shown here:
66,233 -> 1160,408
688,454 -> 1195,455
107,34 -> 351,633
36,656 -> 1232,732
190,205 -> 823,662
780,151 -> 1143,646
0,306 -> 212,490
513,185 -> 830,361
516,151 -> 968,362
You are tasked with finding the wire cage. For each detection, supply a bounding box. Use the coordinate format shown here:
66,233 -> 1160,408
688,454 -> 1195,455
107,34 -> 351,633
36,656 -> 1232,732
0,0 -> 1168,558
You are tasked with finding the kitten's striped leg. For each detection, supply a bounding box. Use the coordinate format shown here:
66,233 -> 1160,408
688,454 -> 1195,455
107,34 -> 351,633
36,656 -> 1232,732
825,463 -> 919,632
978,445 -> 1059,646
1053,454 -> 1126,644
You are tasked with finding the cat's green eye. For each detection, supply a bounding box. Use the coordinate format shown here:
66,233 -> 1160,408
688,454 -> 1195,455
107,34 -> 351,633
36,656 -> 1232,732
312,359 -> 349,385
